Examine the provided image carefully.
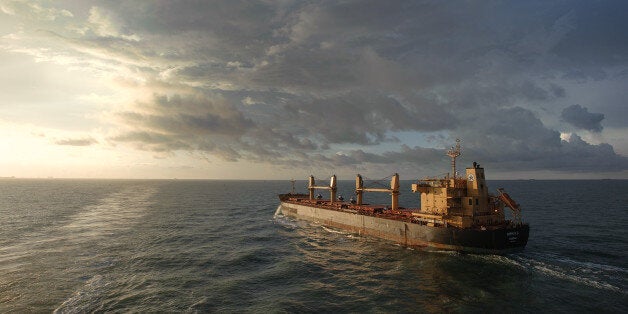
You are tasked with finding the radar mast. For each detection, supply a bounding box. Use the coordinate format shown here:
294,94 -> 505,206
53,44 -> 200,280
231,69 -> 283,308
446,139 -> 461,178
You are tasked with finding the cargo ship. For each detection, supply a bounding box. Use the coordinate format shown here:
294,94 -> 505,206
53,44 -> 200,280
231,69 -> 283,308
277,140 -> 529,254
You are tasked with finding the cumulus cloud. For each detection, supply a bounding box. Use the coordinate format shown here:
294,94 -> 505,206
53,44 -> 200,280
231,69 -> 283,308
561,104 -> 605,132
454,107 -> 628,172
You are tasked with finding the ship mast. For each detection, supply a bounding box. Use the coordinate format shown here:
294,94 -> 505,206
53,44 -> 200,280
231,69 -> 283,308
446,139 -> 461,179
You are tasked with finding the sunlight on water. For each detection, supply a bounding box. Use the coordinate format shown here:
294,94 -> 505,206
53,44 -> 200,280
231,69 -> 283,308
61,186 -> 156,241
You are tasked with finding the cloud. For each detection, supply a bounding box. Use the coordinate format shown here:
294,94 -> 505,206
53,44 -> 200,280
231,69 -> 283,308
108,92 -> 260,160
87,6 -> 139,41
55,137 -> 98,146
3,0 -> 628,177
0,0 -> 73,21
454,107 -> 628,172
558,133 -> 626,171
561,104 -> 605,132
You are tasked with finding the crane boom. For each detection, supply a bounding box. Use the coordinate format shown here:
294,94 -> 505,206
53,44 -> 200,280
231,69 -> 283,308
497,188 -> 522,225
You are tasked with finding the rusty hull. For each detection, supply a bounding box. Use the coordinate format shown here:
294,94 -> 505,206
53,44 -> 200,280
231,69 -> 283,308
278,197 -> 529,254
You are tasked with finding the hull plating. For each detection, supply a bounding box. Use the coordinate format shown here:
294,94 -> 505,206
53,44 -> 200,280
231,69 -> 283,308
279,201 -> 529,254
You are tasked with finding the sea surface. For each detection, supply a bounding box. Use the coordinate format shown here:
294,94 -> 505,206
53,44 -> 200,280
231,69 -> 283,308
0,179 -> 626,313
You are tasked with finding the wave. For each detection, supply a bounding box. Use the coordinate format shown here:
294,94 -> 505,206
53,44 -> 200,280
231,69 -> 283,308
533,263 -> 622,292
471,254 -> 527,269
321,226 -> 348,235
53,275 -> 107,313
551,256 -> 628,274
473,253 -> 625,293
427,249 -> 461,256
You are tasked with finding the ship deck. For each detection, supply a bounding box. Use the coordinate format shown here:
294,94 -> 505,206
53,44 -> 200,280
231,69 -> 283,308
279,194 -> 513,231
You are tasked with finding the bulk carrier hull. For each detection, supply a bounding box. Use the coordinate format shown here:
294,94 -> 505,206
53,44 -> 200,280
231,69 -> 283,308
278,199 -> 529,255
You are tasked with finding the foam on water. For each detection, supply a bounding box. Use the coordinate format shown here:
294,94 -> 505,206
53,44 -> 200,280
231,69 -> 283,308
428,249 -> 461,256
272,207 -> 301,229
273,205 -> 282,217
321,226 -> 348,235
514,255 -> 625,293
552,256 -> 628,274
474,253 -> 626,293
471,253 -> 527,269
53,275 -> 107,314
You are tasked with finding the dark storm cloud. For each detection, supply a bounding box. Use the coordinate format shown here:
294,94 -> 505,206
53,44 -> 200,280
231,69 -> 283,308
561,105 -> 605,132
10,0 -> 627,174
277,92 -> 455,145
550,1 -> 628,68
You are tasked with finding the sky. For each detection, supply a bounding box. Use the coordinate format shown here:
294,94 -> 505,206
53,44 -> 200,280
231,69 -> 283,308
1,0 -> 627,180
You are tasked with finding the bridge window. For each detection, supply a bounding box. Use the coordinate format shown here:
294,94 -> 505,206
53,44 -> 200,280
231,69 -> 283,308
475,198 -> 479,205
468,199 -> 472,205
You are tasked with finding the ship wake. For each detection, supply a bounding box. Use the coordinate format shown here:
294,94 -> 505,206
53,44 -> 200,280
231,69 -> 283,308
475,253 -> 626,293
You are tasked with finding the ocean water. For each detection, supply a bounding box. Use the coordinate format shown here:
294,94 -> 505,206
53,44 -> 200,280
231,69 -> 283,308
0,179 -> 626,313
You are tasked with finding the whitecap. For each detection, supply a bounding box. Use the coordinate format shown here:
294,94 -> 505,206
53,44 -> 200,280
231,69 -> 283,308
321,226 -> 350,235
273,205 -> 283,218
272,214 -> 299,229
53,275 -> 107,314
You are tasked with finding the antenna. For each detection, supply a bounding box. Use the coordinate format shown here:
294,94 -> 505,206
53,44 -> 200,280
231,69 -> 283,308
446,139 -> 461,179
